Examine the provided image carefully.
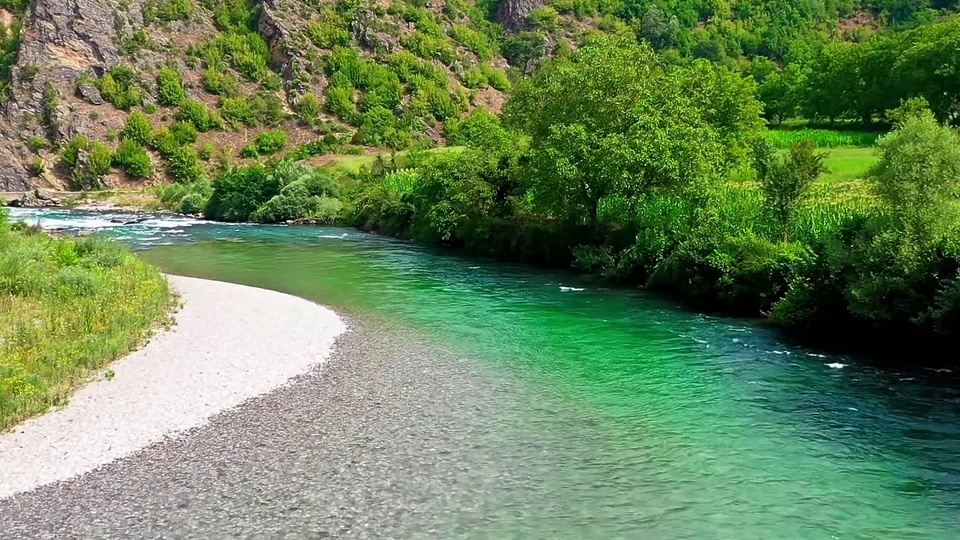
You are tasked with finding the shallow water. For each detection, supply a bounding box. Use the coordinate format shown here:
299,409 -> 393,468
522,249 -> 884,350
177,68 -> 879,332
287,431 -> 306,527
10,207 -> 960,538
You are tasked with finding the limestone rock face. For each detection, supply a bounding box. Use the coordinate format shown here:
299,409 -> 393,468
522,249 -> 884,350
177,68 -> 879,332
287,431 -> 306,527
0,0 -> 132,190
496,0 -> 542,33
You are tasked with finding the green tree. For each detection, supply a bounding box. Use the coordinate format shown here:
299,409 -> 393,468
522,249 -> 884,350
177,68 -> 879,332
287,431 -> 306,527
755,138 -> 827,240
505,36 -> 762,234
868,110 -> 960,237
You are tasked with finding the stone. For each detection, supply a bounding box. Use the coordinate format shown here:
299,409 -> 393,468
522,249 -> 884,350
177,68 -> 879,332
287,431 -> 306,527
76,82 -> 103,105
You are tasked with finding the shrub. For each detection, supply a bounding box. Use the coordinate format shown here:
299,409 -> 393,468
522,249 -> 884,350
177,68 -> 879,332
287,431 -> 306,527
166,146 -> 205,183
198,141 -> 217,161
112,139 -> 154,178
26,135 -> 48,153
143,0 -> 193,24
204,164 -> 282,222
305,17 -> 350,49
96,67 -> 143,110
255,130 -> 288,154
219,96 -> 256,127
178,191 -> 209,214
123,111 -> 154,145
240,143 -> 259,158
445,109 -> 514,149
177,99 -> 221,131
61,134 -> 90,171
156,66 -> 186,106
481,64 -> 510,91
460,66 -> 487,89
449,24 -> 496,60
295,92 -> 322,125
169,120 -> 199,145
202,67 -> 240,96
326,86 -> 359,123
86,141 -> 114,181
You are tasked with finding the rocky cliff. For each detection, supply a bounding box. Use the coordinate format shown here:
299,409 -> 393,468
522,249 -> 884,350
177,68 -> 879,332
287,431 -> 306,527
0,0 -> 512,192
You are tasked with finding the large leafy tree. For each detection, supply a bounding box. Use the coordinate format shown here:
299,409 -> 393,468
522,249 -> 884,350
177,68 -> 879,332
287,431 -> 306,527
504,36 -> 763,234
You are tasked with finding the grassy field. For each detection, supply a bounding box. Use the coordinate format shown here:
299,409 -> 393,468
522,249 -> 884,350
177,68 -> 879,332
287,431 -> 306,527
320,146 -> 467,173
0,214 -> 174,430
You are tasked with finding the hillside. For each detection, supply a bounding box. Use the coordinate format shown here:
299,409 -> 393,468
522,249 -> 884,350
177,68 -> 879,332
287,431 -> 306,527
0,0 -> 512,191
0,0 -> 959,192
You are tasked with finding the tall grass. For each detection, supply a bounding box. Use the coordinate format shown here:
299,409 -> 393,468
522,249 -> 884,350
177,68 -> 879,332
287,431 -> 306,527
0,212 -> 174,430
765,129 -> 881,148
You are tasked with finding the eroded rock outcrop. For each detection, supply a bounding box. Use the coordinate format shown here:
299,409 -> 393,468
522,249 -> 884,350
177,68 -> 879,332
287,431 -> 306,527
496,0 -> 542,33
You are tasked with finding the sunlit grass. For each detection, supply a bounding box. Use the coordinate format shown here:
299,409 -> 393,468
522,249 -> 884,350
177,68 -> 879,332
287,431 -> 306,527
0,216 -> 175,430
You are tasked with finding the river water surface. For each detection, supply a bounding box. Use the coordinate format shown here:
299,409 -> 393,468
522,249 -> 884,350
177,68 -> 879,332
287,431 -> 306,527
9,208 -> 960,539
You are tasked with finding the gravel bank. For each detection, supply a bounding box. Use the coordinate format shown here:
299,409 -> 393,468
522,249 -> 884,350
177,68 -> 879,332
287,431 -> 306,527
0,275 -> 345,499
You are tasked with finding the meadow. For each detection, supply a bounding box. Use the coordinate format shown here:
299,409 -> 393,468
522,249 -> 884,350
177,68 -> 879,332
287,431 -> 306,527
0,213 -> 174,430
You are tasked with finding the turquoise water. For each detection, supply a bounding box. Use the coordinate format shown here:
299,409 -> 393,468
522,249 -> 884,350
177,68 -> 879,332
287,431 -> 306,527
10,208 -> 960,538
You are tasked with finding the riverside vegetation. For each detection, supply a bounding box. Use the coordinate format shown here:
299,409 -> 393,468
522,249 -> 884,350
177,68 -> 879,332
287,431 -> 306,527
4,0 -> 960,352
0,210 -> 173,430
153,35 -> 960,351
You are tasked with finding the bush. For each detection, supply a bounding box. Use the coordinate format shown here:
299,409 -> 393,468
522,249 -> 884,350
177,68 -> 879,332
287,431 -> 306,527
86,141 -> 114,182
177,191 -> 209,214
143,0 -> 193,24
96,67 -> 143,110
296,92 -> 322,125
240,143 -> 259,158
112,139 -> 153,178
204,164 -> 282,222
255,130 -> 288,155
61,134 -> 90,171
26,135 -> 47,153
445,109 -> 514,149
202,67 -> 240,96
169,121 -> 199,145
123,111 -> 154,145
481,64 -> 510,91
177,99 -> 221,131
156,66 -> 186,106
219,96 -> 256,127
167,146 -> 205,183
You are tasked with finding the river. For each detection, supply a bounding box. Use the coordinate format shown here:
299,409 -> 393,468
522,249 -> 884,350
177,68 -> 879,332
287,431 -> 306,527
8,207 -> 960,539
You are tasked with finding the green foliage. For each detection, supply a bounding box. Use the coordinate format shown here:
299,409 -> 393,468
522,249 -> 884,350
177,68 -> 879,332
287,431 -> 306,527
449,24 -> 497,60
96,66 -> 143,110
177,99 -> 221,132
166,146 -> 206,183
169,120 -> 199,145
86,142 -> 115,183
445,109 -> 515,149
505,36 -> 762,231
0,218 -> 172,429
204,164 -> 282,221
255,130 -> 288,155
755,138 -> 828,240
202,67 -> 240,96
112,139 -> 154,178
868,111 -> 960,236
156,66 -> 186,106
143,0 -> 193,24
25,136 -> 48,153
123,111 -> 154,145
295,92 -> 322,125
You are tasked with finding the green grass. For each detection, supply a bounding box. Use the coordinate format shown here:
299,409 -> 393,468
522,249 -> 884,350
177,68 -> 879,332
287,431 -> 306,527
819,147 -> 877,184
0,214 -> 175,430
324,146 -> 467,173
766,129 -> 881,148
